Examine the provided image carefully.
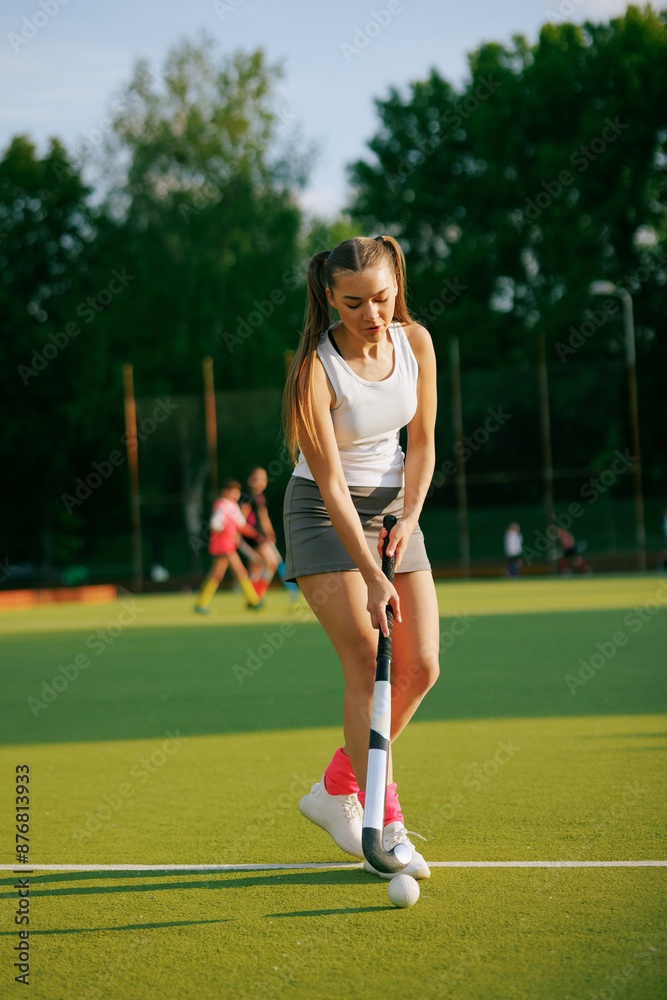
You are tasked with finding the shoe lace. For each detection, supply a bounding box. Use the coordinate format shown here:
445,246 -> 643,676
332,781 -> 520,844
341,794 -> 362,822
385,825 -> 427,849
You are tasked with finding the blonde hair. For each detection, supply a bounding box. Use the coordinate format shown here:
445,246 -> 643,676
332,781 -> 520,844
282,235 -> 412,464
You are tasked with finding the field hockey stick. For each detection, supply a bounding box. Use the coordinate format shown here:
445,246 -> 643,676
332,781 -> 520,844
361,513 -> 410,874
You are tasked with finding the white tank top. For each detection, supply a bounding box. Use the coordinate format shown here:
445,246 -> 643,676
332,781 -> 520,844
293,321 -> 419,487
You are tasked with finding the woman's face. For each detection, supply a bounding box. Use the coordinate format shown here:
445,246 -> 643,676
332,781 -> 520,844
326,266 -> 397,344
249,469 -> 267,493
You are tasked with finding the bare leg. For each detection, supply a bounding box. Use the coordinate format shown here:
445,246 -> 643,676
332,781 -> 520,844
390,571 -> 440,740
210,556 -> 229,581
196,556 -> 229,609
228,550 -> 262,606
227,550 -> 251,581
250,541 -> 280,592
297,570 -> 439,791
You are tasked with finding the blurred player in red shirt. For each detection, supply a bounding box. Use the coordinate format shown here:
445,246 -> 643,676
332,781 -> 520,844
557,526 -> 591,575
195,479 -> 264,613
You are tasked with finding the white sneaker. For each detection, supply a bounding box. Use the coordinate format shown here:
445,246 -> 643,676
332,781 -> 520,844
298,776 -> 364,859
363,821 -> 430,880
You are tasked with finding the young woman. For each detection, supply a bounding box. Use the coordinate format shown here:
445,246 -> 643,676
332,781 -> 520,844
239,467 -> 280,600
282,235 -> 440,880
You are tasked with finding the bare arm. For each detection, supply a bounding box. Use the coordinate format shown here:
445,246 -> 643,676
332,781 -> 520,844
258,505 -> 275,541
297,358 -> 401,636
378,323 -> 437,570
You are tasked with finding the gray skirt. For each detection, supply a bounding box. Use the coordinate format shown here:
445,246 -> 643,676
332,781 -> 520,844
283,476 -> 431,582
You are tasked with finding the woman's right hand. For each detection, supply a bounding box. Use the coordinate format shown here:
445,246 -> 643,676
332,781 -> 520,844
366,571 -> 401,638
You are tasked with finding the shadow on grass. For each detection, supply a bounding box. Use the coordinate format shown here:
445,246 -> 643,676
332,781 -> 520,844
266,906 -> 389,916
0,867 -> 378,900
0,918 -> 229,935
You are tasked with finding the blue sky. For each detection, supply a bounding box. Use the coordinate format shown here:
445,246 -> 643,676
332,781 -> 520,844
2,0 -> 632,217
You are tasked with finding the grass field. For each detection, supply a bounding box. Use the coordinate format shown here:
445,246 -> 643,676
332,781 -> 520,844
1,576 -> 666,1000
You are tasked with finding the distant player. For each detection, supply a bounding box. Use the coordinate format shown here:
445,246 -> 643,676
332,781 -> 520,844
194,480 -> 265,613
239,467 -> 279,600
557,526 -> 591,575
239,466 -> 300,602
504,522 -> 523,577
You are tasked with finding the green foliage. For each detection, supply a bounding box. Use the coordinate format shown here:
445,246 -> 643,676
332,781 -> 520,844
95,35 -> 308,394
0,136 -> 99,564
348,5 -> 667,508
2,14 -> 666,574
0,37 -> 310,570
349,5 -> 667,368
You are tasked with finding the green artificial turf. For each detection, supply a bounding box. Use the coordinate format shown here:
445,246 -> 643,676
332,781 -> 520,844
1,867 -> 665,1000
0,585 -> 665,1000
2,599 -> 666,746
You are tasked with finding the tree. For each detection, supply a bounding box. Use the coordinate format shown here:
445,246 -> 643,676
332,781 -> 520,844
348,4 -> 667,495
97,35 -> 309,394
349,7 -> 667,355
0,36 -> 314,573
0,136 -> 98,567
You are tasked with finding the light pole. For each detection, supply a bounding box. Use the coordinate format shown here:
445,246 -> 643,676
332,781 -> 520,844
588,281 -> 646,571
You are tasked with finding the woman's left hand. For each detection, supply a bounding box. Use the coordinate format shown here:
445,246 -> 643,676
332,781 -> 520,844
377,518 -> 415,571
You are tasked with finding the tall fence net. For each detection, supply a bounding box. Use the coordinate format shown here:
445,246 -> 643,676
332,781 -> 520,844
101,356 -> 662,585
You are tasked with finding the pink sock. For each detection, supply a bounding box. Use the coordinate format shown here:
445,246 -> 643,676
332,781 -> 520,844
384,782 -> 404,826
323,747 -> 359,795
357,782 -> 404,827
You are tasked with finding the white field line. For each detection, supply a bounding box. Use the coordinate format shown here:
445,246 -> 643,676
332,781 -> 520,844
1,861 -> 666,872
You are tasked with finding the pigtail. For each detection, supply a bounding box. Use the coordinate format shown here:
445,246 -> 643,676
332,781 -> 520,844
378,235 -> 413,325
282,251 -> 331,464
